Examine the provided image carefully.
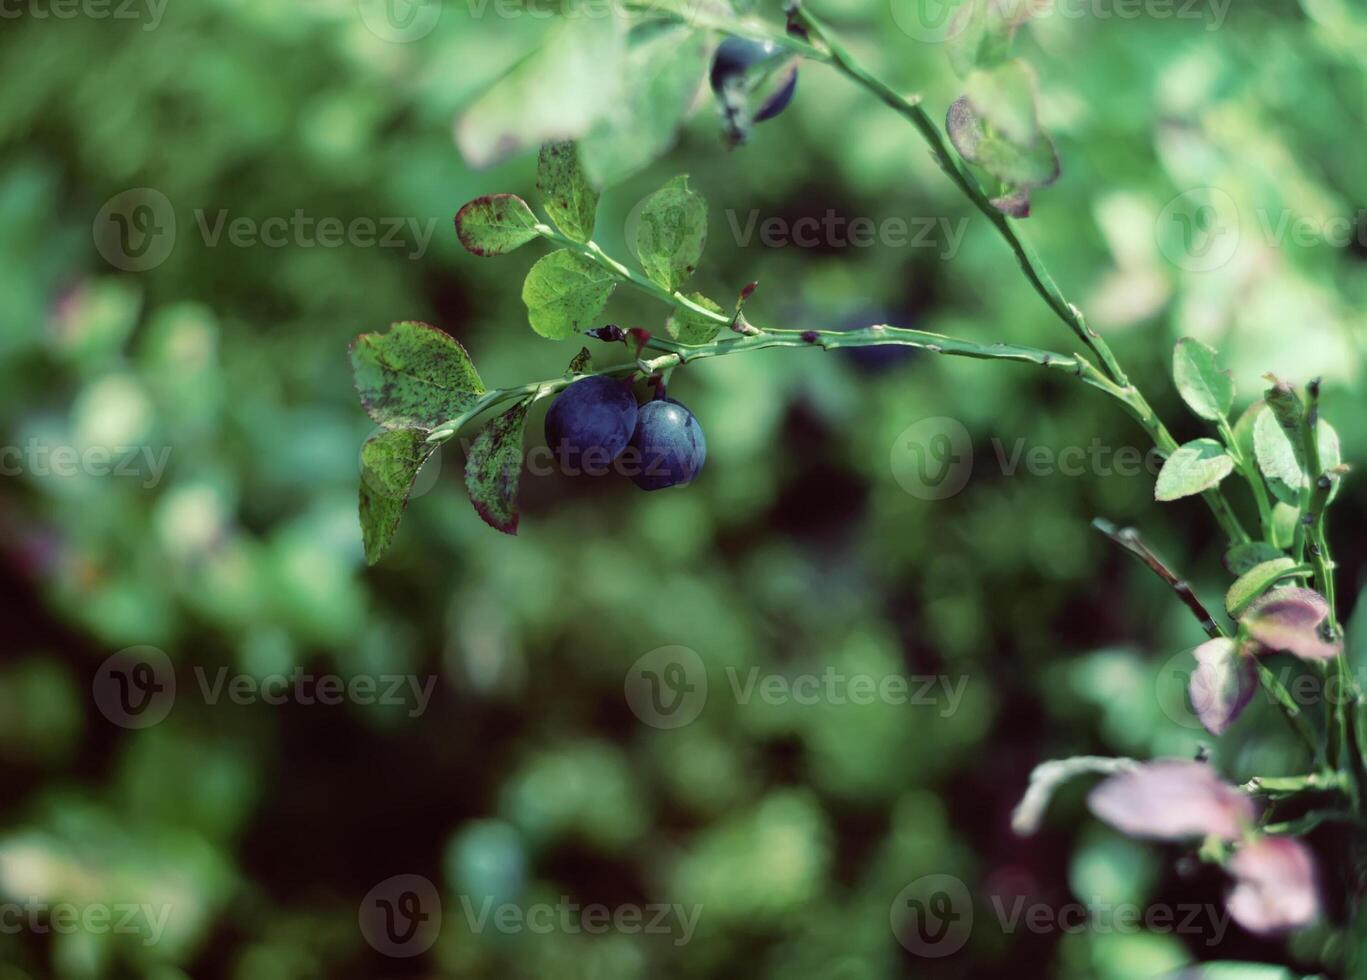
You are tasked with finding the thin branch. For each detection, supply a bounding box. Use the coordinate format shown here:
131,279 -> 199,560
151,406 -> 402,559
1091,518 -> 1223,639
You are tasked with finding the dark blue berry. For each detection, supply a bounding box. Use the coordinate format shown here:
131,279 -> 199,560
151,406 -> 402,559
627,399 -> 706,491
754,67 -> 798,122
710,38 -> 781,91
544,376 -> 638,476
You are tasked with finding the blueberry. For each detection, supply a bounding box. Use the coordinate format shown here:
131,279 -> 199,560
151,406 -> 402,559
709,37 -> 781,94
544,376 -> 638,476
627,399 -> 706,491
754,67 -> 798,122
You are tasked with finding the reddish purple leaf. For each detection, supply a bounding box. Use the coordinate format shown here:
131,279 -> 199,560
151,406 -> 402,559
1227,836 -> 1320,934
1088,760 -> 1256,841
1189,637 -> 1257,736
1243,587 -> 1341,661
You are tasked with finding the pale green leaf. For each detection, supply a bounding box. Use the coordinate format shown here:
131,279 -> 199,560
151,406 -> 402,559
1172,337 -> 1234,422
350,321 -> 485,430
537,141 -> 598,243
580,24 -> 709,188
1154,438 -> 1234,501
634,175 -> 707,294
454,194 -> 540,257
455,17 -> 623,170
521,249 -> 617,340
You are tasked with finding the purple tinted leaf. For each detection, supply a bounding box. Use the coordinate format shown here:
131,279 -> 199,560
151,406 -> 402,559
1189,638 -> 1256,736
1243,588 -> 1341,661
1087,760 -> 1255,841
1227,836 -> 1320,934
946,97 -> 982,161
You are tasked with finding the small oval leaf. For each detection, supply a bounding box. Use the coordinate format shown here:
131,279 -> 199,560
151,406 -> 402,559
537,141 -> 599,243
1155,438 -> 1235,501
1173,337 -> 1234,422
1225,557 -> 1308,617
634,175 -> 707,294
521,249 -> 618,340
455,194 -> 540,257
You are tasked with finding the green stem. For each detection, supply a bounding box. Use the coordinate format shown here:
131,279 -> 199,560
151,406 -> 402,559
1242,770 -> 1345,796
1218,416 -> 1274,540
425,326 -> 1092,443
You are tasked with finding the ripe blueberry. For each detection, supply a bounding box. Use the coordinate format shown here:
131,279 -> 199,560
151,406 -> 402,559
627,399 -> 706,491
710,37 -> 798,125
544,376 -> 638,476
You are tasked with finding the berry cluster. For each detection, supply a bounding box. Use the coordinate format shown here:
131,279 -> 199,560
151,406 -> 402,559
545,377 -> 706,490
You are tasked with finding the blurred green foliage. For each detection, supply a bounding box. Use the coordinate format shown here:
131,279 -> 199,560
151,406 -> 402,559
0,0 -> 1365,977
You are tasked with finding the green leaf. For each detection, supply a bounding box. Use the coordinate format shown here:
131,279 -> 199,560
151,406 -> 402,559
521,249 -> 617,340
1253,406 -> 1303,502
1173,338 -> 1234,422
1225,557 -> 1309,616
666,293 -> 725,345
580,24 -> 709,188
1271,501 -> 1299,549
1154,438 -> 1235,501
359,428 -> 436,565
464,399 -> 530,535
455,17 -> 624,170
946,0 -> 1019,79
1223,541 -> 1284,576
964,59 -> 1039,146
634,175 -> 707,294
945,97 -> 1059,189
350,321 -> 485,430
537,141 -> 598,243
454,194 -> 540,257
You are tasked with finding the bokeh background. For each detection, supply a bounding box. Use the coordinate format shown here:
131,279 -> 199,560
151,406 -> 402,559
1,0 -> 1366,976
